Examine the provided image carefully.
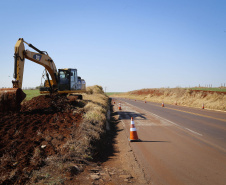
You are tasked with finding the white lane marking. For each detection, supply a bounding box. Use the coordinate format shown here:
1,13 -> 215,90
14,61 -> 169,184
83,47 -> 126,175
185,128 -> 203,136
122,100 -> 203,137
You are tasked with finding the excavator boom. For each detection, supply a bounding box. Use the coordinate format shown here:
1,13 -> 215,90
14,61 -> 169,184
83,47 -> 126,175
1,38 -> 58,112
13,38 -> 58,88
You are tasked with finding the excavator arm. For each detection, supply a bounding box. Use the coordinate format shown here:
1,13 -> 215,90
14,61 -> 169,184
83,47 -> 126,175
13,38 -> 58,89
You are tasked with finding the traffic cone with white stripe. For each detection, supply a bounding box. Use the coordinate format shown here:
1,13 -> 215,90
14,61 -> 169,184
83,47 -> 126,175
162,101 -> 164,107
129,117 -> 140,142
118,103 -> 121,110
202,103 -> 204,109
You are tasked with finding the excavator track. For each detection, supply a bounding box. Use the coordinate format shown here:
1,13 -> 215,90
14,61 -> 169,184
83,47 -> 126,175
0,88 -> 26,112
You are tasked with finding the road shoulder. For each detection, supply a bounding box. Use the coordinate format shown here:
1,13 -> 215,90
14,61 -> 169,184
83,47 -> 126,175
73,102 -> 148,184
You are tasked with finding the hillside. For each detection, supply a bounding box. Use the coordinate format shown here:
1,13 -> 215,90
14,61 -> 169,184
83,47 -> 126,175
111,88 -> 226,111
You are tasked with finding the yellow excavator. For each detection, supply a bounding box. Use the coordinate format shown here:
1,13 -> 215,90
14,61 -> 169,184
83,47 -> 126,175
0,38 -> 86,112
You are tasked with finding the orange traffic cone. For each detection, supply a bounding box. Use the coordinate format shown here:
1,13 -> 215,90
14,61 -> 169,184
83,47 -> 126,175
175,101 -> 177,105
145,100 -> 146,103
162,102 -> 164,107
202,103 -> 204,109
129,117 -> 140,142
118,103 -> 121,110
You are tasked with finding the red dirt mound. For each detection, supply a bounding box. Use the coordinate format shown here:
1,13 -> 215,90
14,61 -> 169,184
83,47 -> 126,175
0,94 -> 83,184
192,89 -> 226,95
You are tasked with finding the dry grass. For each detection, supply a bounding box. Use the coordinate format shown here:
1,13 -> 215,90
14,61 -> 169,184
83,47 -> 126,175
29,85 -> 110,184
112,88 -> 226,111
78,85 -> 109,157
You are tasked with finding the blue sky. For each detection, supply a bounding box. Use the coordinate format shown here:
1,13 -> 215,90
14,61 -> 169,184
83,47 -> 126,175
0,0 -> 225,92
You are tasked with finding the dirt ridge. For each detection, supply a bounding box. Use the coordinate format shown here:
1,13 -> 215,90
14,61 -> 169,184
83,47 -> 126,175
0,94 -> 83,184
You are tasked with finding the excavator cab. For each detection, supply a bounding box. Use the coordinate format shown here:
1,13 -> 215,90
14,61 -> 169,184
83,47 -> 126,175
58,68 -> 78,91
40,68 -> 86,93
57,68 -> 86,100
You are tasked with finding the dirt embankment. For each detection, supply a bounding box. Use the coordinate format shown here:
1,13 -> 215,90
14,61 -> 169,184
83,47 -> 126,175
113,88 -> 226,111
2,85 -> 138,185
0,85 -> 147,184
0,94 -> 84,184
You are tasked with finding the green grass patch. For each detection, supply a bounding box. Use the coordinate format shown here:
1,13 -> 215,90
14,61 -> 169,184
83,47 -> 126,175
23,89 -> 41,100
105,92 -> 123,96
190,87 -> 226,92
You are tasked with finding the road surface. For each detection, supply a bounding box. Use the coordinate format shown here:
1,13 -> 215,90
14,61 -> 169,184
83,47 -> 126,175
112,98 -> 226,185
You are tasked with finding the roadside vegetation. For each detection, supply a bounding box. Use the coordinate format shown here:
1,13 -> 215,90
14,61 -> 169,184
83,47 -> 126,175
23,89 -> 41,100
28,85 -> 110,184
190,87 -> 226,92
75,85 -> 109,160
105,92 -> 123,96
112,88 -> 226,111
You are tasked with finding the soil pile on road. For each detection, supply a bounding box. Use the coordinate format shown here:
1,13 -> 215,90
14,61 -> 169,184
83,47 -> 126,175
0,94 -> 83,184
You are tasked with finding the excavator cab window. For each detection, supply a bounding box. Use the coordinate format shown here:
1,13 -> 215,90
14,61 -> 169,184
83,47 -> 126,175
70,69 -> 78,90
58,69 -> 78,91
59,71 -> 68,79
70,71 -> 75,82
58,70 -> 70,91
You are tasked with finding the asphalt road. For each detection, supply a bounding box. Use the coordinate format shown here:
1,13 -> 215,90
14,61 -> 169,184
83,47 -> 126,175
113,98 -> 226,185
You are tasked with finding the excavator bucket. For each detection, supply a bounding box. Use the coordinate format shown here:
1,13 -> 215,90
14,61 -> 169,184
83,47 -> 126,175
0,88 -> 26,112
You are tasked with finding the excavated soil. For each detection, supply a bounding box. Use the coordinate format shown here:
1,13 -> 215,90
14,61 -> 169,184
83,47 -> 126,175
0,95 -> 147,185
0,95 -> 83,184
